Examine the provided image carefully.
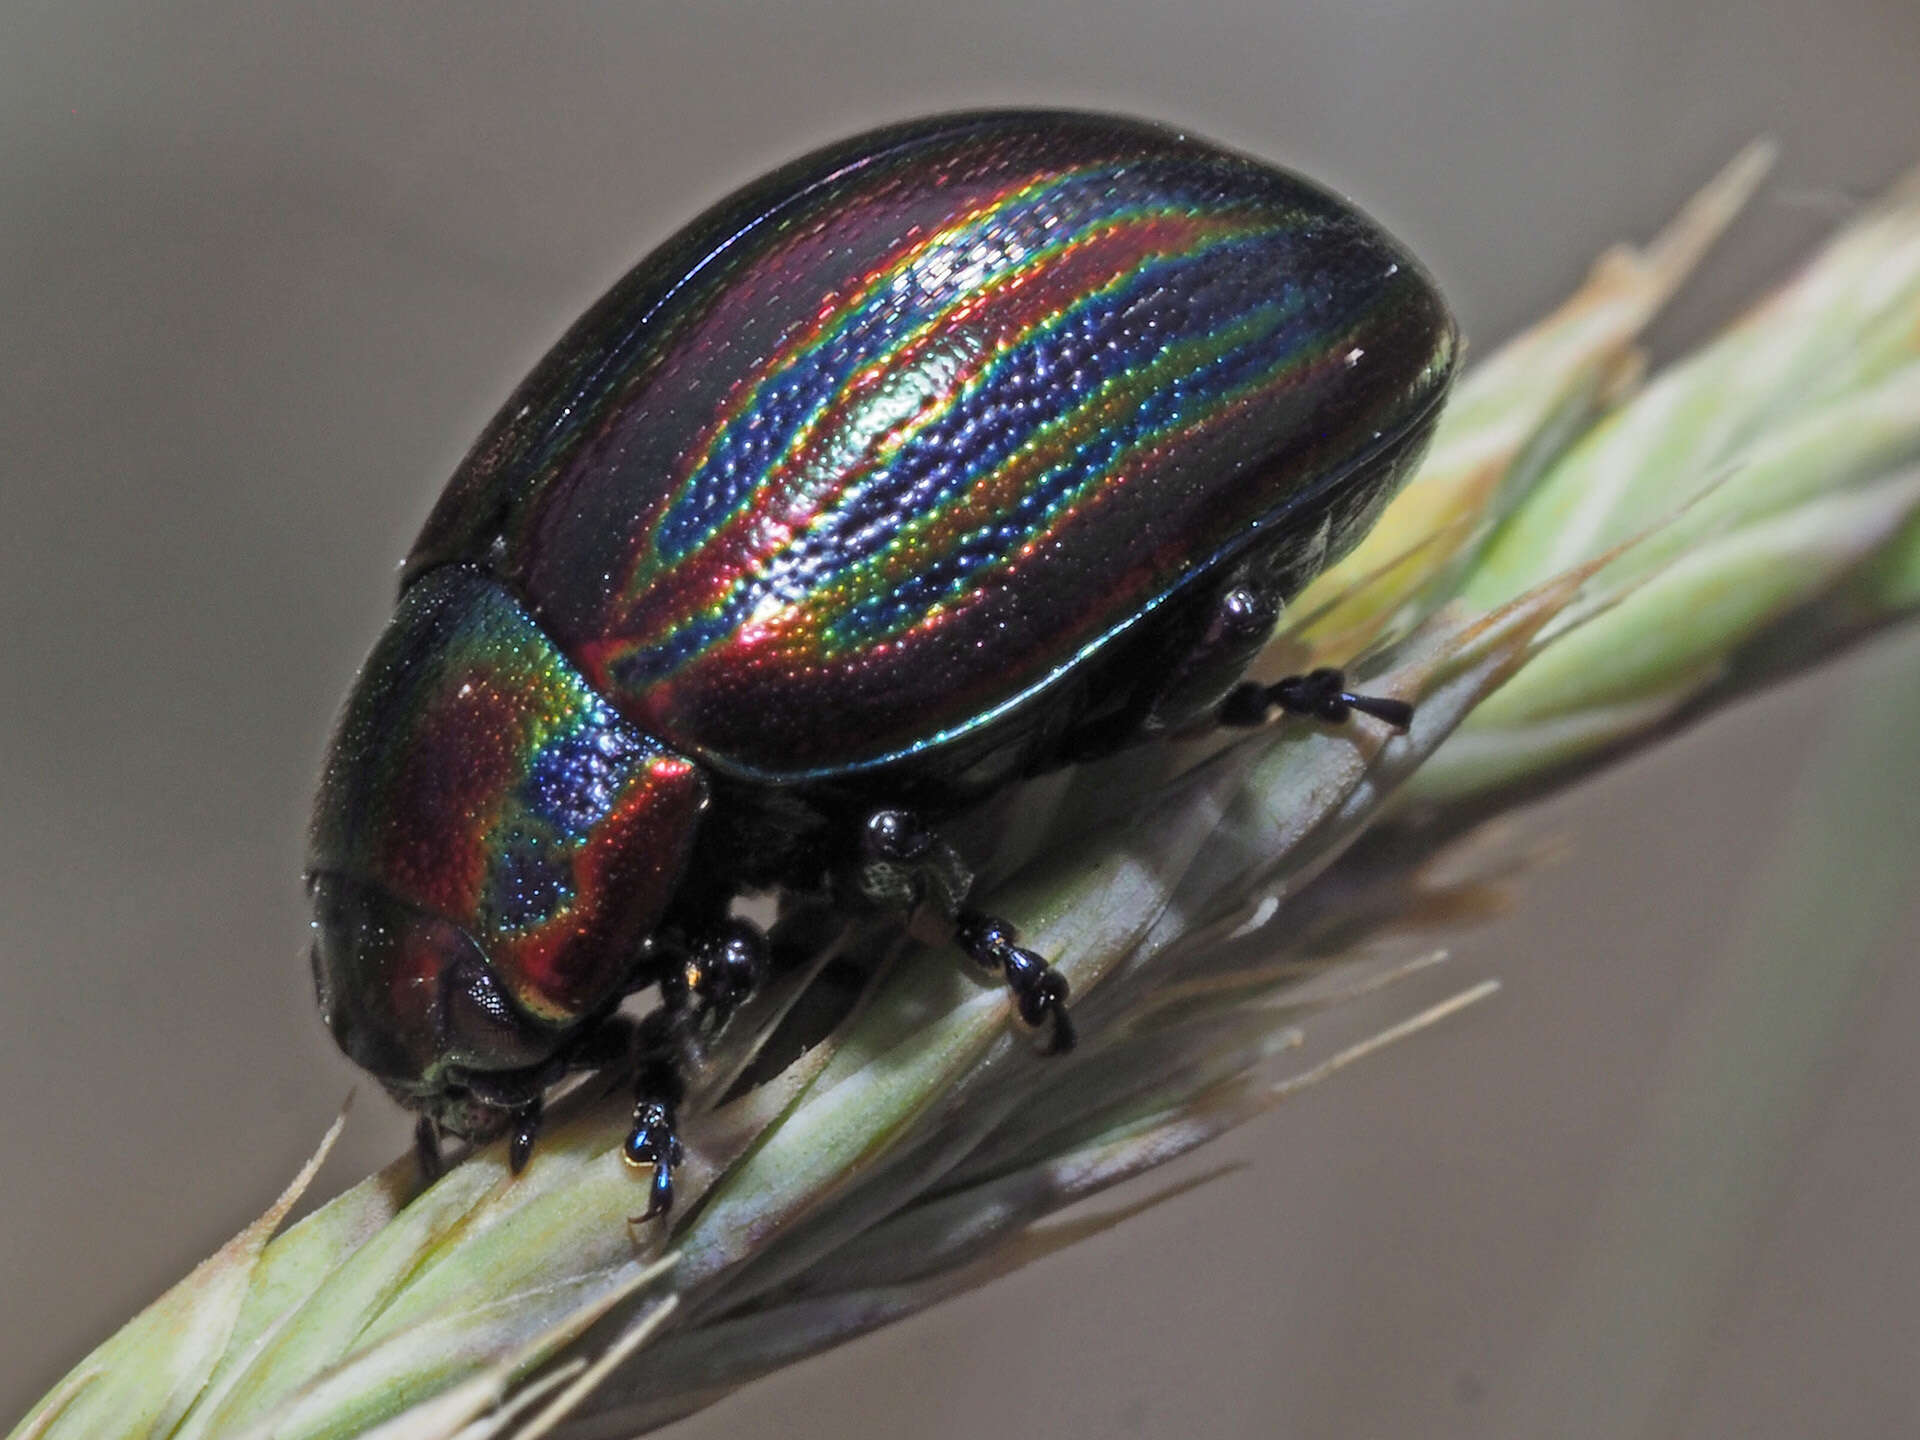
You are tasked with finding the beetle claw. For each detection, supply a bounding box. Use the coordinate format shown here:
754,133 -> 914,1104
638,1153 -> 677,1222
1343,692 -> 1415,729
1046,1004 -> 1078,1055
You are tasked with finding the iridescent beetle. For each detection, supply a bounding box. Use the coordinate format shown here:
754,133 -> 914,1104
308,109 -> 1457,1218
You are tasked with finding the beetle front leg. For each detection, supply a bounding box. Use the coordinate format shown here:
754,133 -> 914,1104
1219,667 -> 1413,730
623,1016 -> 690,1223
859,808 -> 1077,1054
625,1093 -> 684,1222
458,1067 -> 552,1176
546,1010 -> 688,1221
658,917 -> 771,1034
413,1115 -> 444,1185
614,919 -> 773,1222
507,1101 -> 543,1175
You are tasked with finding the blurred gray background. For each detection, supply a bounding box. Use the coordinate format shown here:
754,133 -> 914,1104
4,3 -> 1918,1436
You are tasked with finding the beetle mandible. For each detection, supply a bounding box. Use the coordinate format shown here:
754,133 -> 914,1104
307,109 -> 1457,1218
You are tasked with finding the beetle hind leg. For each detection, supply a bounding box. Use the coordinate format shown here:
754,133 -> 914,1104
859,808 -> 1076,1054
1149,566 -> 1414,736
1144,581 -> 1285,733
1219,668 -> 1413,730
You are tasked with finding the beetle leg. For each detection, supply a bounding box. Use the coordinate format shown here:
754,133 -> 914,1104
413,1114 -> 443,1186
451,1062 -> 565,1174
660,918 -> 770,1034
507,1100 -> 543,1176
1219,667 -> 1413,731
954,908 -> 1077,1054
860,809 -> 1077,1054
858,808 -> 973,917
624,1036 -> 687,1224
1144,581 -> 1285,733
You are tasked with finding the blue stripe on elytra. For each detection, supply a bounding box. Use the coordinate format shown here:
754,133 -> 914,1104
809,239 -> 1311,629
825,291 -> 1320,647
610,596 -> 756,687
753,230 -> 1298,604
646,164 -> 1256,570
622,228 -> 1312,678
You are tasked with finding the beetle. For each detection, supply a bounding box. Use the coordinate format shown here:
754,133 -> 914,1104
306,108 -> 1457,1218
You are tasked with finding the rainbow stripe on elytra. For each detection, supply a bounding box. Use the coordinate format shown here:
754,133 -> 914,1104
410,112 -> 1453,778
609,218 -> 1310,675
641,178 -> 1262,568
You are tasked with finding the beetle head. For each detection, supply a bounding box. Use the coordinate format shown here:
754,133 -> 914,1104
307,872 -> 557,1136
306,567 -> 705,1138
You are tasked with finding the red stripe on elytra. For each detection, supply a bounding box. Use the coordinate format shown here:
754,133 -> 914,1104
657,316 -> 1356,744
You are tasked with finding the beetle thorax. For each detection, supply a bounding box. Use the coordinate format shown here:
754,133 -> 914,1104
306,567 -> 705,1098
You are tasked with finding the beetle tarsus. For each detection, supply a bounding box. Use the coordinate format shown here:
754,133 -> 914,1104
624,1096 -> 685,1223
624,1035 -> 688,1224
954,908 -> 1077,1054
1220,668 -> 1413,731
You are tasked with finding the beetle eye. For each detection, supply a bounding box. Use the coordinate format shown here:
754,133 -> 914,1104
440,954 -> 556,1072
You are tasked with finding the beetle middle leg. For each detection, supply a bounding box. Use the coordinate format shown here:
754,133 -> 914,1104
858,808 -> 1076,1054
